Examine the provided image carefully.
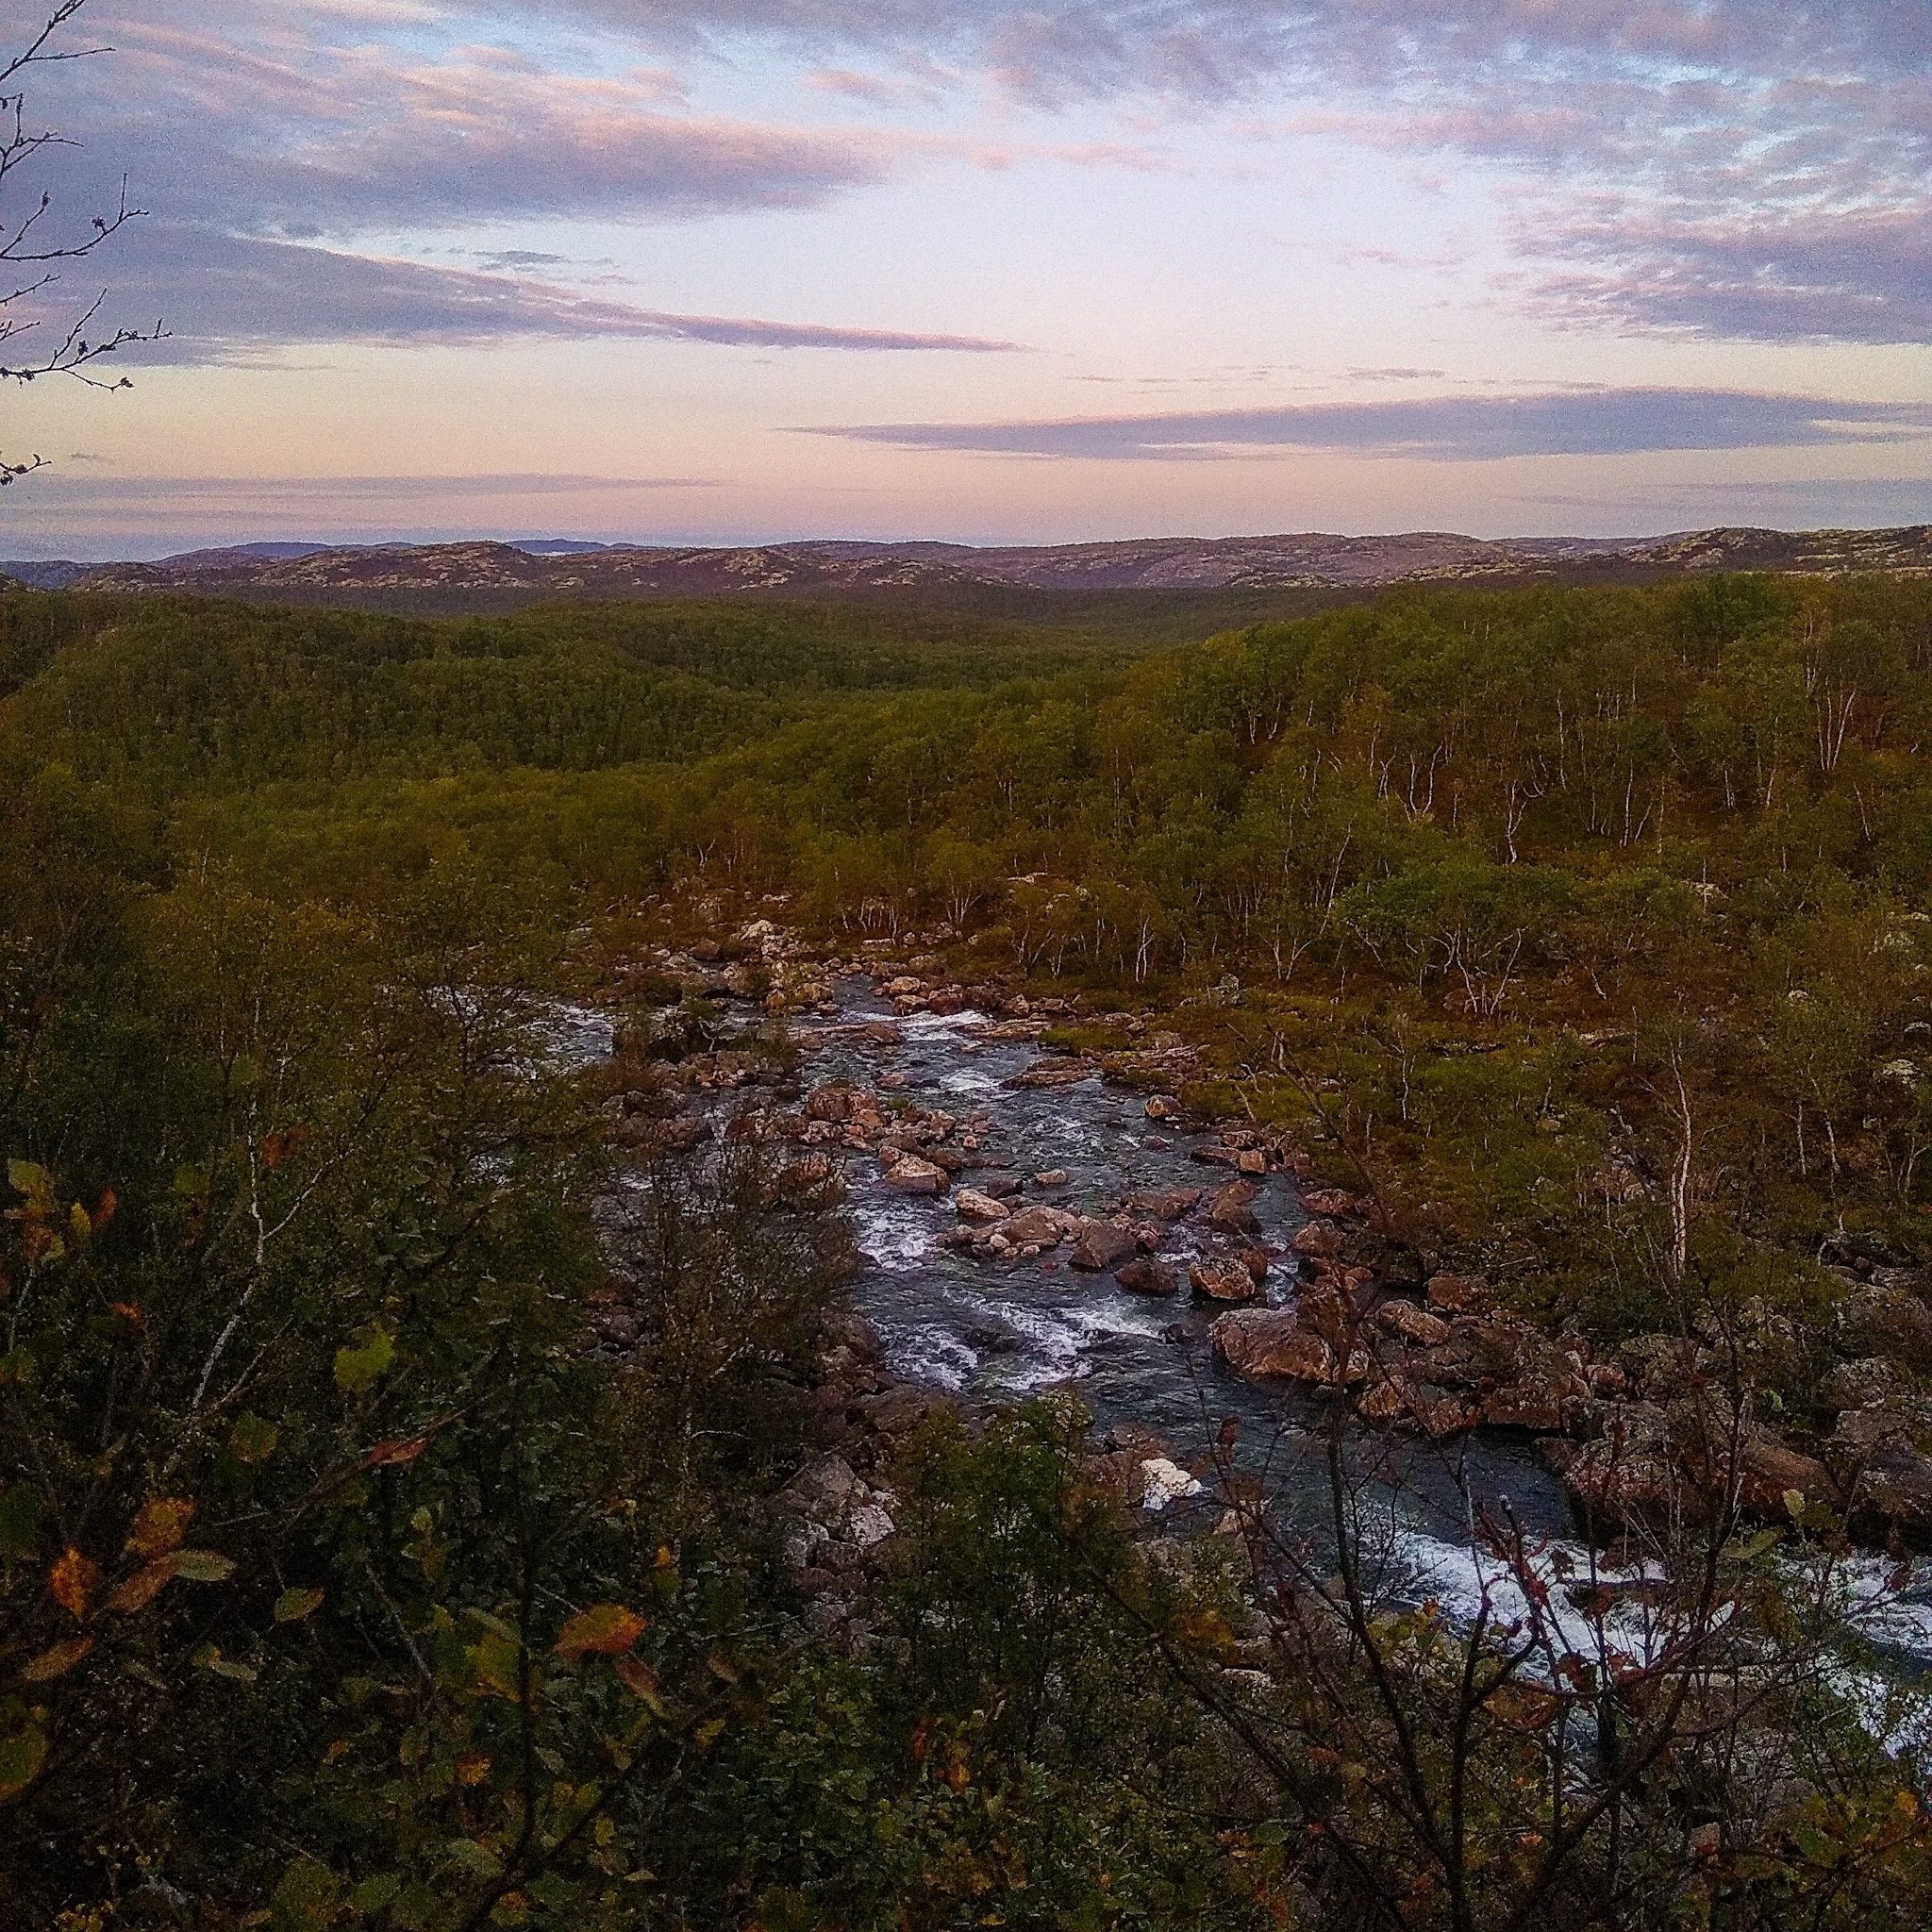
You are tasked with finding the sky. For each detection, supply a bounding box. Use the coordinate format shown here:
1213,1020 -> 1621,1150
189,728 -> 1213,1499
1,0 -> 1928,558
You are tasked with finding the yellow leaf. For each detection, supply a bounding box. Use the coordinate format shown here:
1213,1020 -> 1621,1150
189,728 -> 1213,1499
474,1630 -> 525,1701
554,1605 -> 646,1659
51,1546 -> 101,1620
21,1636 -> 92,1681
333,1324 -> 393,1395
108,1553 -> 181,1612
126,1497 -> 194,1557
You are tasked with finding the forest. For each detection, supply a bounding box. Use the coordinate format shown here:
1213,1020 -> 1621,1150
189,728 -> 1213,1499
8,567 -> 1932,1928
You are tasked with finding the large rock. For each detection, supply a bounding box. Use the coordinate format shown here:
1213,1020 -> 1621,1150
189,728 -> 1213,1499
1291,1221 -> 1344,1260
954,1189 -> 1008,1223
1822,1357 -> 1915,1413
1212,1310 -> 1338,1383
884,1155 -> 947,1195
1001,1206 -> 1074,1247
1115,1258 -> 1179,1297
1542,1411 -> 1682,1534
1837,1285 -> 1932,1371
1191,1257 -> 1262,1303
1209,1182 -> 1262,1235
1377,1301 -> 1451,1348
614,1114 -> 713,1155
805,1084 -> 857,1122
1357,1373 -> 1472,1438
1071,1222 -> 1141,1272
1301,1189 -> 1363,1219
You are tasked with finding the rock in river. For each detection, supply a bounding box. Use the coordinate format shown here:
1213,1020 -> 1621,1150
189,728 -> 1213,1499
1212,1309 -> 1343,1382
884,1155 -> 948,1195
1190,1257 -> 1261,1303
1072,1221 -> 1141,1272
1208,1181 -> 1262,1235
1115,1258 -> 1178,1297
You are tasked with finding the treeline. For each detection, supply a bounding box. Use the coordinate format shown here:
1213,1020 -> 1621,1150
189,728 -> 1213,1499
0,591 -> 1125,791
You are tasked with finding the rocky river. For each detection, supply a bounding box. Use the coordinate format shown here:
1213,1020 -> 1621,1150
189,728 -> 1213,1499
557,935 -> 1932,1684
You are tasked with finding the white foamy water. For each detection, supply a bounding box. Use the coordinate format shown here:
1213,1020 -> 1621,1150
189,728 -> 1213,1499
851,1197 -> 935,1274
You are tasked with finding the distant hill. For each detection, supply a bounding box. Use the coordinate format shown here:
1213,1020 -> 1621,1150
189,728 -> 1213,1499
64,525 -> 1932,606
0,559 -> 92,589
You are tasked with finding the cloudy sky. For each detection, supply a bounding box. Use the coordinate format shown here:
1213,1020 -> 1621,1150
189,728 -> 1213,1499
3,0 -> 1928,556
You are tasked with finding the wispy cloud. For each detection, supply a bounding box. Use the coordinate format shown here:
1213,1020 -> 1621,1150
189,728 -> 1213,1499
24,473 -> 722,504
513,1 -> 1932,344
808,390 -> 1932,462
18,224 -> 1024,362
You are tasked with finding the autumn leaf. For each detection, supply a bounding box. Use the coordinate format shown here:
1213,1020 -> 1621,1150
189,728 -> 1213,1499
274,1587 -> 325,1623
110,1302 -> 142,1324
93,1187 -> 116,1229
364,1437 -> 427,1469
554,1604 -> 646,1659
126,1497 -> 194,1557
21,1636 -> 92,1682
614,1656 -> 664,1708
108,1554 -> 181,1613
51,1546 -> 101,1620
454,1751 -> 491,1786
261,1127 -> 308,1173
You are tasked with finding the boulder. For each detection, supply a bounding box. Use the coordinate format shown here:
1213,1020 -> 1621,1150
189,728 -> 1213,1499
1006,1058 -> 1099,1090
1822,1357 -> 1915,1413
1542,1412 -> 1682,1534
1838,1285 -> 1932,1371
1302,1189 -> 1362,1219
1001,1206 -> 1075,1247
1115,1258 -> 1179,1297
954,1189 -> 1008,1223
614,1114 -> 713,1155
1032,1169 -> 1070,1188
1209,1182 -> 1263,1236
1191,1257 -> 1262,1303
770,1154 -> 846,1211
1141,1457 -> 1205,1511
1377,1301 -> 1451,1348
1071,1222 -> 1141,1272
1292,1221 -> 1344,1260
884,1156 -> 947,1195
805,1084 -> 857,1123
1212,1310 -> 1337,1383
1357,1374 -> 1472,1438
1845,1441 -> 1932,1549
